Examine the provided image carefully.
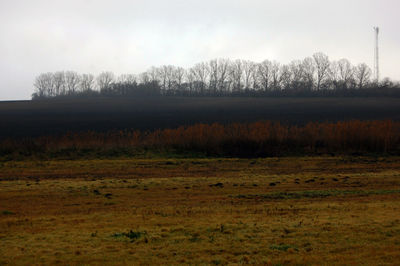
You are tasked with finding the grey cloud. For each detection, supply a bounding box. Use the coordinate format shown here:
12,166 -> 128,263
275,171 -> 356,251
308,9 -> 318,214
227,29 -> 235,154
0,0 -> 398,100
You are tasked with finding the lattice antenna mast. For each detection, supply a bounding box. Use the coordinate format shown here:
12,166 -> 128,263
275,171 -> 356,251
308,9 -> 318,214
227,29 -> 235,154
373,26 -> 380,82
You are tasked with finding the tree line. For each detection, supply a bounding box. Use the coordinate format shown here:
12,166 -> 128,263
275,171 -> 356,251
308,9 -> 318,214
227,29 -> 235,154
32,52 -> 400,99
2,120 -> 399,157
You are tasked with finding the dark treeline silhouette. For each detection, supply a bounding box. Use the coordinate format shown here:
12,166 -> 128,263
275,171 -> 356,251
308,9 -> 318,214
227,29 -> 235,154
1,120 -> 399,158
32,53 -> 400,99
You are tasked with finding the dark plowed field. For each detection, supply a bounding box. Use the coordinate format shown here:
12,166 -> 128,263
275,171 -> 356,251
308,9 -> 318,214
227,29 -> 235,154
0,97 -> 399,137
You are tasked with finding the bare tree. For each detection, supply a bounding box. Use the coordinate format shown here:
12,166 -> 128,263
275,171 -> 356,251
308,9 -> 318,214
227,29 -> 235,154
289,60 -> 304,90
32,53 -> 385,99
65,71 -> 80,94
118,74 -> 136,85
147,67 -> 159,84
96,71 -> 115,91
229,60 -> 244,93
185,68 -> 196,95
208,59 -> 218,94
52,71 -> 65,95
257,60 -> 272,91
313,52 -> 330,90
328,61 -> 340,89
251,63 -> 260,91
166,66 -> 175,92
270,61 -> 281,90
217,59 -> 230,94
192,62 -> 209,94
354,63 -> 372,89
242,60 -> 255,91
337,59 -> 354,89
301,57 -> 315,90
173,67 -> 185,93
138,72 -> 150,84
158,66 -> 174,93
80,74 -> 95,91
280,64 -> 292,90
33,73 -> 53,97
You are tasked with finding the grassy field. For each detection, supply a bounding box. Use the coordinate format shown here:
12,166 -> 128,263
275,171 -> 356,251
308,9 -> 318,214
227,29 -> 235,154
1,156 -> 400,265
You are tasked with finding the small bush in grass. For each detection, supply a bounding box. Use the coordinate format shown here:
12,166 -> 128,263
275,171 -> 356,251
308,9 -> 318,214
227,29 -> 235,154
189,232 -> 201,242
124,230 -> 143,240
112,230 -> 146,242
209,182 -> 224,188
212,259 -> 222,265
270,243 -> 298,251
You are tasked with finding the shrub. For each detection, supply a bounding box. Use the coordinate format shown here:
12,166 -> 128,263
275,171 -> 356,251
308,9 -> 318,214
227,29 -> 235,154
112,230 -> 145,242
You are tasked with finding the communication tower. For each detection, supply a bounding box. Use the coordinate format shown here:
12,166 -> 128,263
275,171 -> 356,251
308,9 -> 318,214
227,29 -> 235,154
373,27 -> 380,81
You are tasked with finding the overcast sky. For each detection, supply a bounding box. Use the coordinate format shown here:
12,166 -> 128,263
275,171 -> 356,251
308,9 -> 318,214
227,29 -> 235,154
0,0 -> 399,100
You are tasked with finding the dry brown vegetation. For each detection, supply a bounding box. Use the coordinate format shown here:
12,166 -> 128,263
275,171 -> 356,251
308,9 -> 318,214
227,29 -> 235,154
2,120 -> 400,158
1,156 -> 400,265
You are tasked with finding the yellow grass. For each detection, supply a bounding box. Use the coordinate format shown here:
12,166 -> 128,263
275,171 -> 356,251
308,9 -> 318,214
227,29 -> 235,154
1,156 -> 400,265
